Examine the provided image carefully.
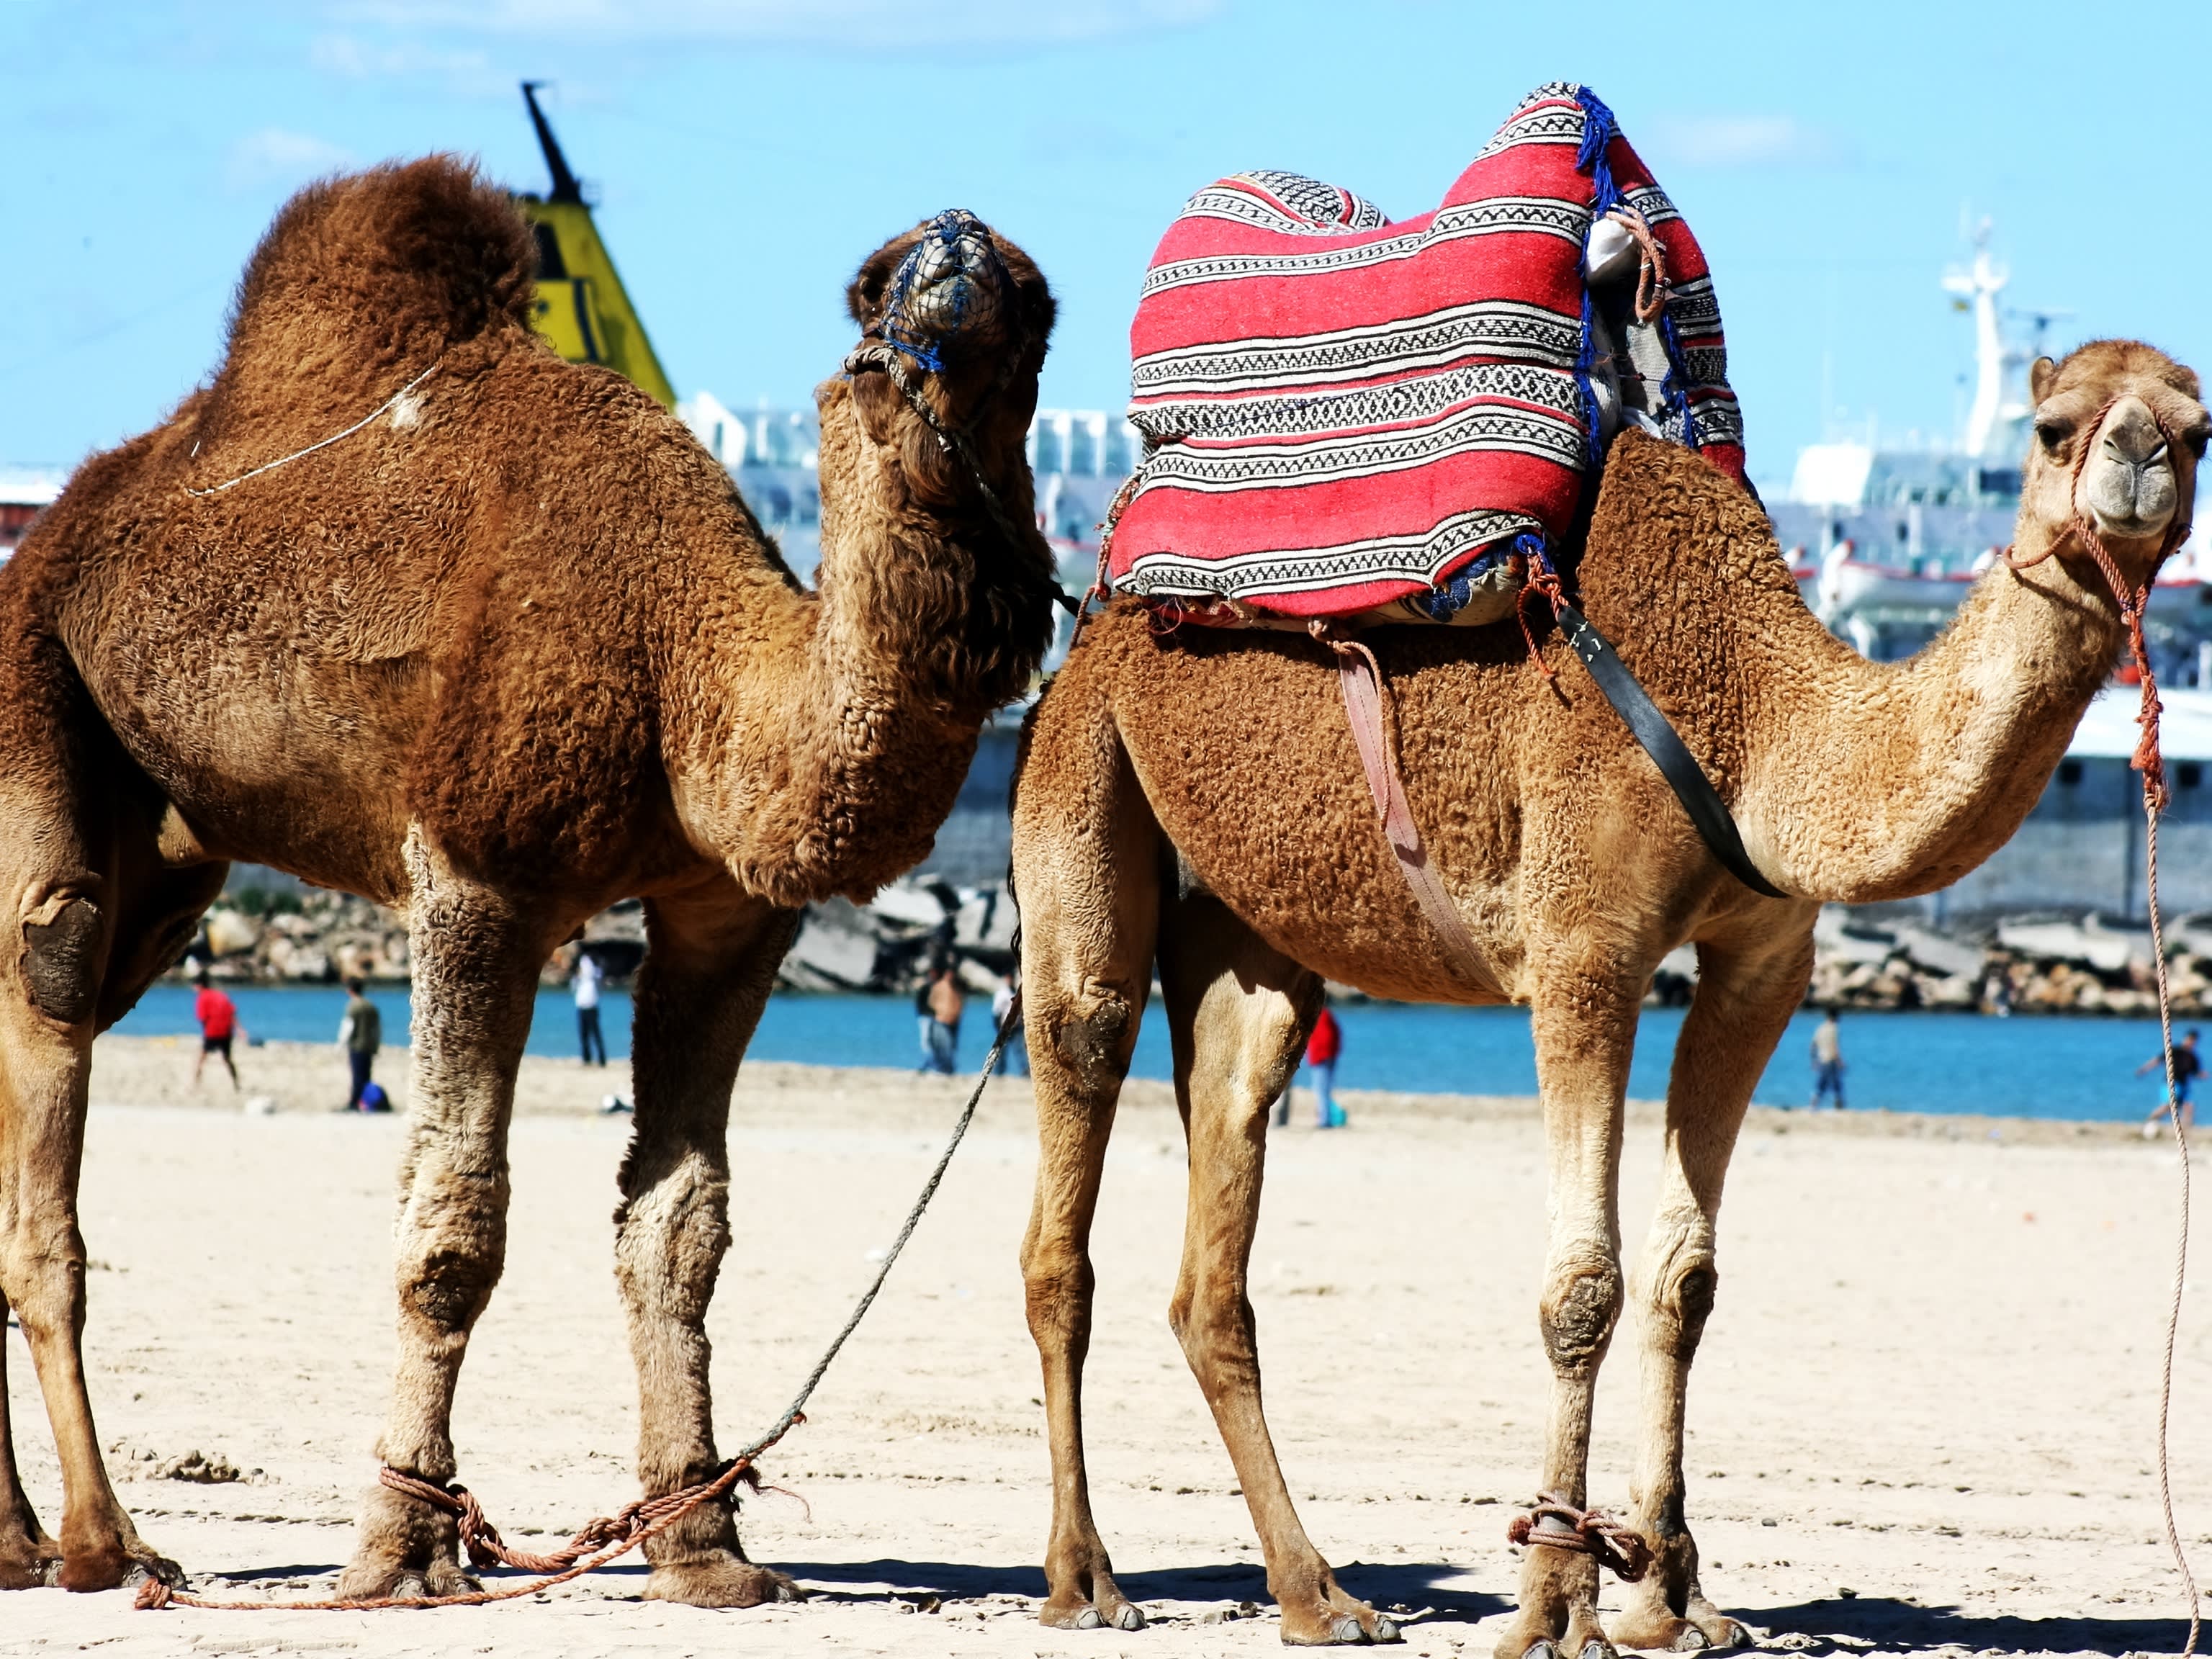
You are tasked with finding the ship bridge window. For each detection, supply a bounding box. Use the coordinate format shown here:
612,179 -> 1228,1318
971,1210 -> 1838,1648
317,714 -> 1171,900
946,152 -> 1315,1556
531,222 -> 568,282
2059,760 -> 2084,787
2182,763 -> 2203,790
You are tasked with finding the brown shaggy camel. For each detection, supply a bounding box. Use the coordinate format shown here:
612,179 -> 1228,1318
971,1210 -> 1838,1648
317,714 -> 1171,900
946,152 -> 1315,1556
1011,341 -> 2207,1648
0,158 -> 1058,1604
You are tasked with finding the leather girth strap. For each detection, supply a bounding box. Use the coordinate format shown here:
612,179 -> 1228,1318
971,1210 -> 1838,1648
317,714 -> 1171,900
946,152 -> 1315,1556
1331,639 -> 1503,997
1328,615 -> 1786,966
1550,598 -> 1788,898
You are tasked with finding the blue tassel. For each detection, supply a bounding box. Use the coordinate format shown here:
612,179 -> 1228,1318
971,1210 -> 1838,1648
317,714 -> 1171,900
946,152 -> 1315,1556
1573,85 -> 1622,218
1572,85 -> 1621,470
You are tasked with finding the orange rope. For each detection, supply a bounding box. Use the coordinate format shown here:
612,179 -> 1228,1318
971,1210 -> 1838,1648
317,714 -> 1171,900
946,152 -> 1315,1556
1507,1492 -> 1652,1583
135,1426 -> 791,1612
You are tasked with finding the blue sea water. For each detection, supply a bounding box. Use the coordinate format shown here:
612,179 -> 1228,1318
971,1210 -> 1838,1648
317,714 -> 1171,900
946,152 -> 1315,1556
117,985 -> 2184,1123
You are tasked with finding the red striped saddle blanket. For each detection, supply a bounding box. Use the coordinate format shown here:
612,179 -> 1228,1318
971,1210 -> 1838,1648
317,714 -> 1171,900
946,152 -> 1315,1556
1102,82 -> 1746,627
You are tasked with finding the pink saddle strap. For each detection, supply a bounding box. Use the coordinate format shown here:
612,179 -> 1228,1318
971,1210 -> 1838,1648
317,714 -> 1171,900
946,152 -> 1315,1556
1328,637 -> 1501,998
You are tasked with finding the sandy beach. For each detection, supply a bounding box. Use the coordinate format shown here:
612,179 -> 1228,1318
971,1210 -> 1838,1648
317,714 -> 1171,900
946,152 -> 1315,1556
6,1033 -> 2208,1658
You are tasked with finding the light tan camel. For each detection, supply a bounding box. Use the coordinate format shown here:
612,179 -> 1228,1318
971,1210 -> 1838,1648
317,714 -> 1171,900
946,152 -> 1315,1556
1011,341 -> 2208,1648
0,158 -> 1058,1604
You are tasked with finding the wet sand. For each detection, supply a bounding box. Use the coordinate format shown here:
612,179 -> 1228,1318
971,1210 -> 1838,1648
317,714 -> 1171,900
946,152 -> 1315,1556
5,1035 -> 2208,1656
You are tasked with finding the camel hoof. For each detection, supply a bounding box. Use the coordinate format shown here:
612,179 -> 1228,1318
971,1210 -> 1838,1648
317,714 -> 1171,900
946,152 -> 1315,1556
120,1551 -> 184,1591
1692,1613 -> 1750,1650
1075,1607 -> 1103,1629
644,1557 -> 801,1608
1581,1642 -> 1611,1659
1112,1601 -> 1146,1630
336,1560 -> 480,1603
1672,1629 -> 1711,1651
1374,1615 -> 1402,1642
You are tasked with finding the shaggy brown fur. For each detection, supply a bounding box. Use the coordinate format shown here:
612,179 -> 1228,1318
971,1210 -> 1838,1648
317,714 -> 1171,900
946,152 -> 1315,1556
0,157 -> 1057,1604
1012,342 -> 2208,1647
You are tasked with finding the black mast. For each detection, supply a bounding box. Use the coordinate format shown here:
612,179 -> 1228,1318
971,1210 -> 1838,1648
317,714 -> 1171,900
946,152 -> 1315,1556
520,81 -> 583,204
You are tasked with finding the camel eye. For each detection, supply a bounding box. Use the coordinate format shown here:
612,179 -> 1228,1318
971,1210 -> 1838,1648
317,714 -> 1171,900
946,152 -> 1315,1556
2185,426 -> 2211,461
2036,419 -> 2073,452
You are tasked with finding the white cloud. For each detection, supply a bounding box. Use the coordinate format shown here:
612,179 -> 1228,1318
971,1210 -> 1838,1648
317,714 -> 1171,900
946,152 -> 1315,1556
310,32 -> 496,83
330,0 -> 1224,47
1641,113 -> 1851,171
225,127 -> 357,194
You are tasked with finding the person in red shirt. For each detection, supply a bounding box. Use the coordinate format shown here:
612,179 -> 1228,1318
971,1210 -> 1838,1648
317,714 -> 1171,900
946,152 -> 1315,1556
192,970 -> 240,1091
1305,1002 -> 1344,1128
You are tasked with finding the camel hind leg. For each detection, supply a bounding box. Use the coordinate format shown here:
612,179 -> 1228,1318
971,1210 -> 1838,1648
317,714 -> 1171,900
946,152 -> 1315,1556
1015,694 -> 1161,1633
0,638 -> 214,1592
1156,888 -> 1401,1645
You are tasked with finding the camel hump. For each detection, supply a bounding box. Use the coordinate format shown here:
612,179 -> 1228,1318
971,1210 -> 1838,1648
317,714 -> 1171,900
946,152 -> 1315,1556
217,156 -> 536,392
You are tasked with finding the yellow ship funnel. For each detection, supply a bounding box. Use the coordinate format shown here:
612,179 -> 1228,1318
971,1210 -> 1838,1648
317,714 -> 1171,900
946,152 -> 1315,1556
514,82 -> 677,408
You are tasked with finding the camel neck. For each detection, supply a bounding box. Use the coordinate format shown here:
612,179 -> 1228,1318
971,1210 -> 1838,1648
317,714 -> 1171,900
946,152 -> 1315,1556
1725,516 -> 2124,904
689,385 -> 1045,907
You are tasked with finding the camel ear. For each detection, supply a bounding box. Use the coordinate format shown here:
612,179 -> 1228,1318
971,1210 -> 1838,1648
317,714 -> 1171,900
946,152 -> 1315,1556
846,241 -> 904,328
2030,356 -> 2058,403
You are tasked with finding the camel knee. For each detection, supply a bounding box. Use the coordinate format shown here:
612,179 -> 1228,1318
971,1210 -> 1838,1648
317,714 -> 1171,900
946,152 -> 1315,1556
1649,1258 -> 1718,1361
0,1226 -> 86,1341
1022,1245 -> 1095,1351
613,1156 -> 730,1324
395,1184 -> 508,1336
1038,984 -> 1138,1100
1540,1255 -> 1623,1375
19,895 -> 104,1027
1168,1280 -> 1256,1389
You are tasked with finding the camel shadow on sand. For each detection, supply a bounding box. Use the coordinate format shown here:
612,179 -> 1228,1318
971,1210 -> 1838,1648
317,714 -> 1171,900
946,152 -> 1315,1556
785,1557 -> 1506,1619
1750,1595 -> 2188,1656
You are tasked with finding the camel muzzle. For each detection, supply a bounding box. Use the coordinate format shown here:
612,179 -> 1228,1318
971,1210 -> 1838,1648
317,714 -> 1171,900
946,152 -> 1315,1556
2082,401 -> 2181,539
878,209 -> 1012,367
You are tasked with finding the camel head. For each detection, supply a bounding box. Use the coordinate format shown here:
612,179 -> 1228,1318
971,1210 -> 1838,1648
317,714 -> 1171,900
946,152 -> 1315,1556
824,211 -> 1061,710
2020,341 -> 2209,583
837,210 -> 1057,518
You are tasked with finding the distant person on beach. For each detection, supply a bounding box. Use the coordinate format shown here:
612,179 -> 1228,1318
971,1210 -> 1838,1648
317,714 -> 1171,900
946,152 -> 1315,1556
192,971 -> 239,1092
992,976 -> 1027,1076
337,979 -> 385,1111
573,948 -> 608,1067
2140,1028 -> 2203,1134
1306,1002 -> 1344,1128
927,965 -> 965,1075
914,971 -> 938,1071
1809,1009 -> 1846,1110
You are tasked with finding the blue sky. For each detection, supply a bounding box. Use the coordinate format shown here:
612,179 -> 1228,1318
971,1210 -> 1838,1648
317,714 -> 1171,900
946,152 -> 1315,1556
4,0 -> 2207,488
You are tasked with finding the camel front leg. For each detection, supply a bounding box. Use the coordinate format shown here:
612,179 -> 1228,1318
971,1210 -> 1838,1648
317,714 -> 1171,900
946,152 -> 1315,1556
1497,962 -> 1637,1659
1015,708 -> 1160,1634
1157,892 -> 1398,1645
338,833 -> 551,1601
1609,925 -> 1812,1654
618,884 -> 800,1609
